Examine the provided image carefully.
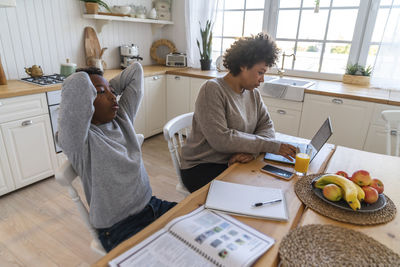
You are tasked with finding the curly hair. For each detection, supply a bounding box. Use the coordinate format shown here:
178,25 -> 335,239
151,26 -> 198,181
223,33 -> 279,76
76,67 -> 104,76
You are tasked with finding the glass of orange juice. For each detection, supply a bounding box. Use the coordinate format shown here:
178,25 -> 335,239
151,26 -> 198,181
294,153 -> 310,176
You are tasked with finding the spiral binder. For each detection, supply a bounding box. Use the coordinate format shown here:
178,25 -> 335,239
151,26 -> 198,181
170,230 -> 222,267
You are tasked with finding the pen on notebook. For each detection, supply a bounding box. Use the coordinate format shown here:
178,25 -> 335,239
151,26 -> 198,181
252,199 -> 282,207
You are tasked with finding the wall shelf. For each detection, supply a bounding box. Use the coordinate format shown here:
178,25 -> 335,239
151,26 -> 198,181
82,14 -> 173,33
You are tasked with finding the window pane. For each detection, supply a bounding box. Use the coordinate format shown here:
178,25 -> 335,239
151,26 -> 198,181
320,42 -> 351,73
276,41 -> 296,69
327,9 -> 358,41
223,11 -> 244,36
366,45 -> 379,68
212,37 -> 222,55
302,0 -> 331,8
246,0 -> 265,9
224,0 -> 245,10
295,42 -> 323,71
332,0 -> 360,7
214,11 -> 223,36
243,10 -> 264,36
371,8 -> 389,43
279,0 -> 301,8
298,10 -> 329,40
276,10 -> 300,39
222,38 -> 236,53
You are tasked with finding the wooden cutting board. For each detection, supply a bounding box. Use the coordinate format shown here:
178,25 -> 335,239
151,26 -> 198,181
84,27 -> 101,64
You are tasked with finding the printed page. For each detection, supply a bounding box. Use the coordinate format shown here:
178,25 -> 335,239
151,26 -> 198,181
108,228 -> 215,267
166,206 -> 275,267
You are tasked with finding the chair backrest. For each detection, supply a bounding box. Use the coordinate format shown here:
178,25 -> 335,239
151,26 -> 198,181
163,112 -> 193,196
381,110 -> 400,156
54,134 -> 144,256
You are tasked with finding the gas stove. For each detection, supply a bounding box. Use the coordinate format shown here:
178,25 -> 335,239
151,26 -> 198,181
21,74 -> 65,86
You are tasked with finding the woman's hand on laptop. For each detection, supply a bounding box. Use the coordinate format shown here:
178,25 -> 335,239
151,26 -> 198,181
228,153 -> 254,166
278,143 -> 297,161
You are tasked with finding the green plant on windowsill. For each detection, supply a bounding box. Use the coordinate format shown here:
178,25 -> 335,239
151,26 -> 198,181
79,0 -> 111,14
343,63 -> 372,86
197,20 -> 213,70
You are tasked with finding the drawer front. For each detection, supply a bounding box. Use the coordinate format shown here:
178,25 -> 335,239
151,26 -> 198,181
0,94 -> 48,123
267,106 -> 301,137
262,96 -> 303,111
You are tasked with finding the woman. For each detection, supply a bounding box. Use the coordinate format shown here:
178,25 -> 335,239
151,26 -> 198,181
180,33 -> 297,192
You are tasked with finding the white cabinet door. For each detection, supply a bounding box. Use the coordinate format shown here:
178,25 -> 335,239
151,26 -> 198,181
1,114 -> 57,189
262,97 -> 303,137
145,75 -> 166,137
299,94 -> 373,149
190,78 -> 207,112
0,133 -> 14,196
267,106 -> 301,136
134,93 -> 146,137
166,75 -> 190,121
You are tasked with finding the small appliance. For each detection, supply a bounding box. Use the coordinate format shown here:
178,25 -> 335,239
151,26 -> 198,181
166,53 -> 187,67
120,44 -> 143,68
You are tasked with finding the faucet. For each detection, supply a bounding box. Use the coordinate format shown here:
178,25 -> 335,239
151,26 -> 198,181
278,52 -> 296,78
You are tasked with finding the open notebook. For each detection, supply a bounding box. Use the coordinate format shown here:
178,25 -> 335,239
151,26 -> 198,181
205,180 -> 289,221
108,206 -> 275,267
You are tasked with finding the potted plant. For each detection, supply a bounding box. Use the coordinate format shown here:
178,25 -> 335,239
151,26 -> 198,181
343,63 -> 372,86
197,20 -> 213,71
79,0 -> 111,14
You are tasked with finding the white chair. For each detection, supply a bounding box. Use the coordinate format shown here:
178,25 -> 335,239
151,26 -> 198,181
381,110 -> 400,156
55,134 -> 145,256
163,112 -> 193,196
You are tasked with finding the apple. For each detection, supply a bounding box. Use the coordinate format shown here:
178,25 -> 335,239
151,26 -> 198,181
335,171 -> 349,179
323,184 -> 343,202
370,178 -> 384,194
351,170 -> 372,186
362,186 -> 379,204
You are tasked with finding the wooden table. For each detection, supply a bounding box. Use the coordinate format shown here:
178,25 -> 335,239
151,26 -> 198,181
93,143 -> 335,267
299,146 -> 400,254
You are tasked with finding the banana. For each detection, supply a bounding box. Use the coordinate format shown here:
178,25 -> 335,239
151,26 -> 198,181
354,183 -> 365,202
313,174 -> 360,210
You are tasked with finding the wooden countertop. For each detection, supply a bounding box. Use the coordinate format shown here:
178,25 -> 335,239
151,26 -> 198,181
1,66 -> 399,106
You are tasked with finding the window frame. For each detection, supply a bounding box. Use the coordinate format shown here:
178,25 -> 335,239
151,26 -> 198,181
213,0 -> 387,81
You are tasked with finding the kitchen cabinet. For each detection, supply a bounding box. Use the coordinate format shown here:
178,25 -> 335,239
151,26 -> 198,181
134,93 -> 147,137
166,75 -> 190,121
299,94 -> 373,150
0,93 -> 57,195
0,132 -> 14,195
190,78 -> 207,112
363,103 -> 400,155
262,97 -> 303,137
145,75 -> 166,137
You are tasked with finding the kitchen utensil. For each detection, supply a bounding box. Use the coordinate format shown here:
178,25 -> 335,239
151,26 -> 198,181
84,27 -> 101,64
0,56 -> 6,85
25,65 -> 43,78
87,57 -> 104,72
99,47 -> 107,59
60,58 -> 76,77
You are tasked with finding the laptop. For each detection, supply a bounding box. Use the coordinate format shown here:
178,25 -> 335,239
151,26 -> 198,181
264,117 -> 333,165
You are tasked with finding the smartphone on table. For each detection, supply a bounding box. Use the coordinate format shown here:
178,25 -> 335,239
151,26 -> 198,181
260,164 -> 294,180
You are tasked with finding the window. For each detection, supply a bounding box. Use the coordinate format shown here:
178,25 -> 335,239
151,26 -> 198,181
212,0 -> 396,81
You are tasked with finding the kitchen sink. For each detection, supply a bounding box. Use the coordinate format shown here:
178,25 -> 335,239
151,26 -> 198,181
259,77 -> 315,102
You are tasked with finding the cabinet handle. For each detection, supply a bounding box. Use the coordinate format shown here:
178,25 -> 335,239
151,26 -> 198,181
174,76 -> 181,80
391,130 -> 397,136
21,120 -> 33,126
277,109 -> 286,115
153,76 -> 159,80
332,98 -> 343,104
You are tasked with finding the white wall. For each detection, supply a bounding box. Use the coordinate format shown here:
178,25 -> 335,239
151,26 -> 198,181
0,0 -> 186,80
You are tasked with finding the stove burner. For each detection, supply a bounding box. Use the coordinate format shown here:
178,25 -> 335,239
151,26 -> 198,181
21,74 -> 65,86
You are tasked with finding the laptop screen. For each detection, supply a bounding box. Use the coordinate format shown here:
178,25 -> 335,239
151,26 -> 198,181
310,118 -> 333,152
